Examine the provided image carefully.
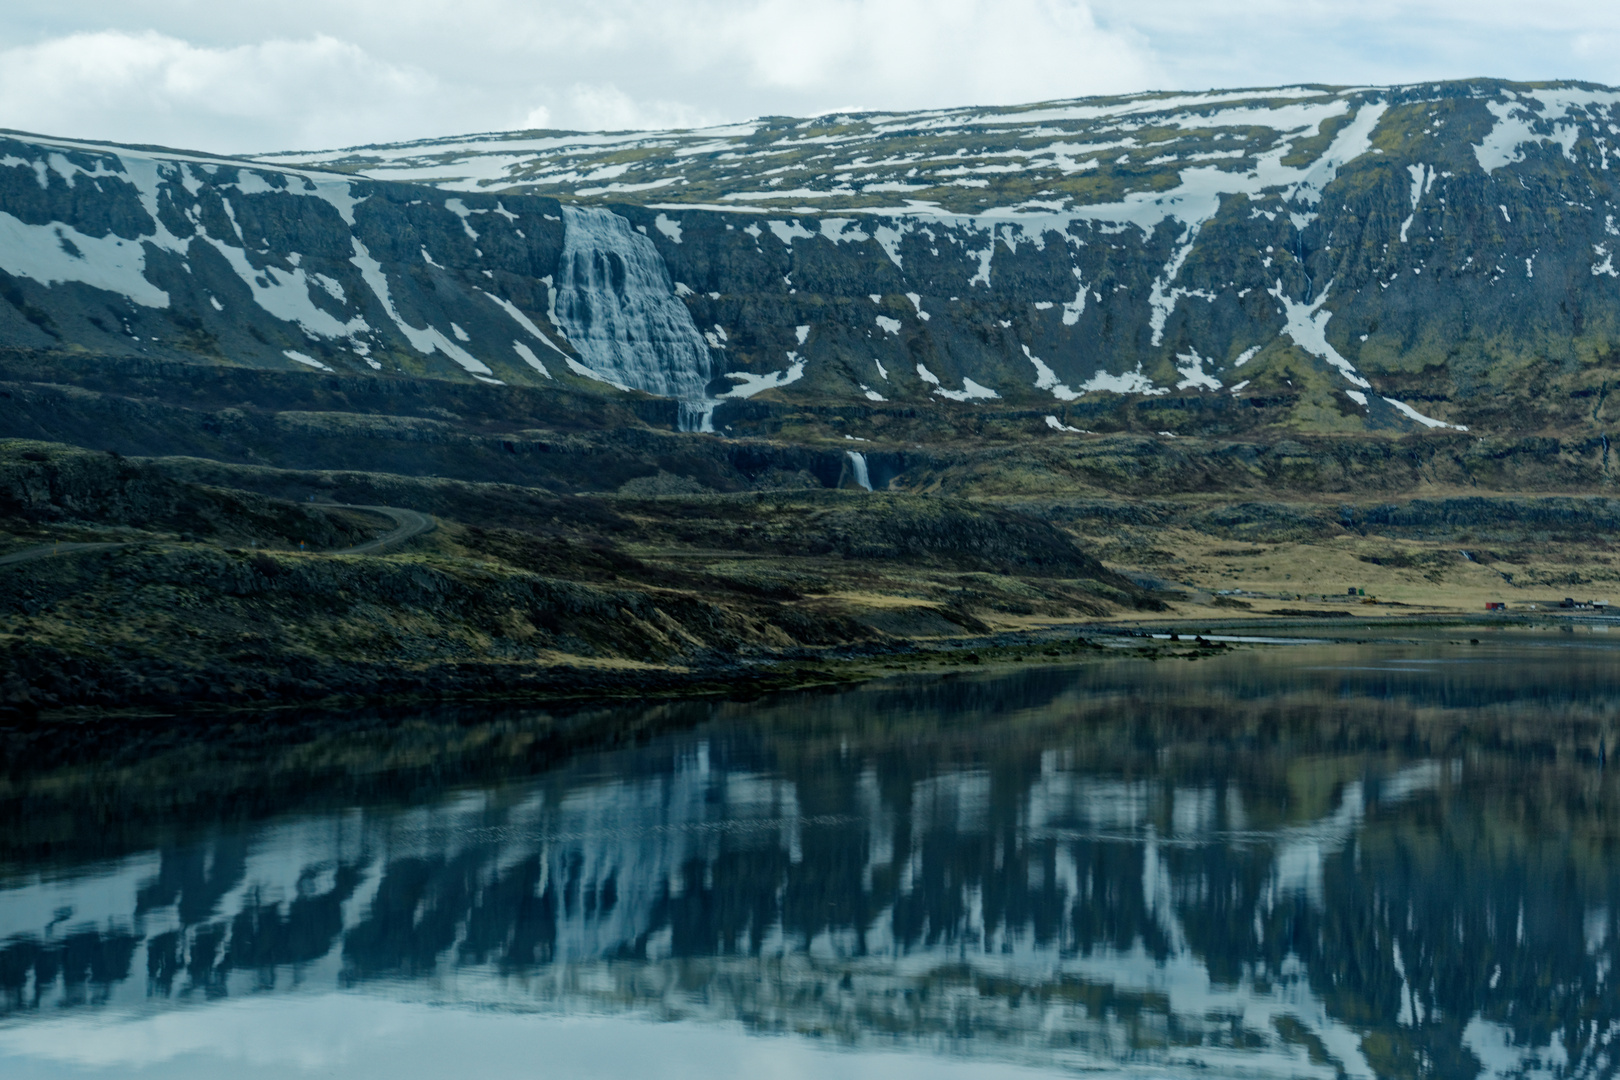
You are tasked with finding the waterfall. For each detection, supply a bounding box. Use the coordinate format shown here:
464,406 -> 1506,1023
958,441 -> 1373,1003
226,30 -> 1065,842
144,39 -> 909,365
847,451 -> 873,491
554,205 -> 717,430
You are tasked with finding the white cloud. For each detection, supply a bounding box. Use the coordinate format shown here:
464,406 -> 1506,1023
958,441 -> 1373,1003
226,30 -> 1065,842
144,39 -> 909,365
712,0 -> 1157,105
1084,0 -> 1620,89
0,1 -> 1616,152
562,83 -> 717,133
0,31 -> 454,151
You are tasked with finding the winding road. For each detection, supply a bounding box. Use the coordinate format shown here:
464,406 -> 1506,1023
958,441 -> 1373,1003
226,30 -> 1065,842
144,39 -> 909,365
329,505 -> 435,554
0,504 -> 434,570
0,541 -> 130,568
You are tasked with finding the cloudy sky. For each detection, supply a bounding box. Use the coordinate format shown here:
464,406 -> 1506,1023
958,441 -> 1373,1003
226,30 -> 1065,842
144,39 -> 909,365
1,1 -> 1616,153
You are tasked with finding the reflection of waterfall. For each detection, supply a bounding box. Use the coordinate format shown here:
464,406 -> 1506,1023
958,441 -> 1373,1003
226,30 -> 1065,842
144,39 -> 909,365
846,451 -> 872,491
553,206 -> 716,431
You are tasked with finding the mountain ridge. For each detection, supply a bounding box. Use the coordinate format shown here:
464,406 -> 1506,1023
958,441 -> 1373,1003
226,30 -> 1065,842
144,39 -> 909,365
1,78 -> 1618,443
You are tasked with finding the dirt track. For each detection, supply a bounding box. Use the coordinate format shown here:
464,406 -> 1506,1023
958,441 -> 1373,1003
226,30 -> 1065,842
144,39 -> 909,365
0,505 -> 434,569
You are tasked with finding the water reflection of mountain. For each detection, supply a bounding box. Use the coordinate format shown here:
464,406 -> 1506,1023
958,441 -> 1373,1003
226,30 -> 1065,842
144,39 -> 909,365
1,642 -> 1617,1078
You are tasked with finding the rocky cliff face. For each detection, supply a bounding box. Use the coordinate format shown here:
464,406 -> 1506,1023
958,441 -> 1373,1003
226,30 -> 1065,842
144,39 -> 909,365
5,79 -> 1620,440
0,133 -> 640,397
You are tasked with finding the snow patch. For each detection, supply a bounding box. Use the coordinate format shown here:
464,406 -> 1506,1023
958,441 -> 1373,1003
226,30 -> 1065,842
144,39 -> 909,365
1270,280 -> 1371,388
967,230 -> 995,288
565,356 -> 632,391
1473,96 -> 1591,173
1400,164 -> 1435,243
1061,268 -> 1087,325
0,214 -> 170,308
202,240 -> 369,340
480,290 -> 570,358
350,238 -> 492,376
1023,345 -> 1079,400
1080,365 -> 1167,396
1174,349 -> 1222,390
1061,101 -> 1386,241
653,213 -> 683,243
1383,396 -> 1467,430
311,273 -> 345,302
875,315 -> 902,335
511,341 -> 552,377
767,219 -> 815,245
722,355 -> 806,398
934,377 -> 1000,402
1045,415 -> 1089,433
914,362 -> 995,399
444,198 -> 480,240
872,223 -> 907,268
283,349 -> 332,372
820,218 -> 870,244
1148,225 -> 1202,346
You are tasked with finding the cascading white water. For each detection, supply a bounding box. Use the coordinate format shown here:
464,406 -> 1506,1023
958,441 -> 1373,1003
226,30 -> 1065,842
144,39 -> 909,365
554,206 -> 717,430
846,451 -> 873,491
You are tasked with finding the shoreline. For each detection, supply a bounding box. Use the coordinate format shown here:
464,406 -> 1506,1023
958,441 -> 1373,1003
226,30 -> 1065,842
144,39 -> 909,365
7,609 -> 1600,729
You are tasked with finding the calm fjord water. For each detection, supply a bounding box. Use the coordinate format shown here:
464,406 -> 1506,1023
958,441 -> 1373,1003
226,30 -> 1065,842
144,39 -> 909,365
1,633 -> 1617,1079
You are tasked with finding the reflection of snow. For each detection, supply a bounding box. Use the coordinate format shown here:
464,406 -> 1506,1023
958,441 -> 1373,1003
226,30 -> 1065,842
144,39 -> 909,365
1464,1017 -> 1569,1079
911,770 -> 991,840
1025,773 -> 1156,833
0,755 -> 1461,1080
1269,761 -> 1441,904
1171,785 -> 1219,834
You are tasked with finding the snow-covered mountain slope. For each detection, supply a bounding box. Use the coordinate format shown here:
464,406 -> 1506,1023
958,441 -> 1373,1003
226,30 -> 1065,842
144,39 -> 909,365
4,79 -> 1620,439
259,79 -> 1620,437
0,131 -> 727,424
263,81 -> 1612,219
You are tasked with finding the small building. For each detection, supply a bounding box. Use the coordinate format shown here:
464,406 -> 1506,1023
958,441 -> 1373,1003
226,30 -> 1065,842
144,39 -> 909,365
1486,602 -> 1505,611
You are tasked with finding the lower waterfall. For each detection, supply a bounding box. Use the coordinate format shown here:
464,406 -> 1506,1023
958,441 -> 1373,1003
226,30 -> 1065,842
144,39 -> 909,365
553,206 -> 717,430
846,451 -> 873,491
